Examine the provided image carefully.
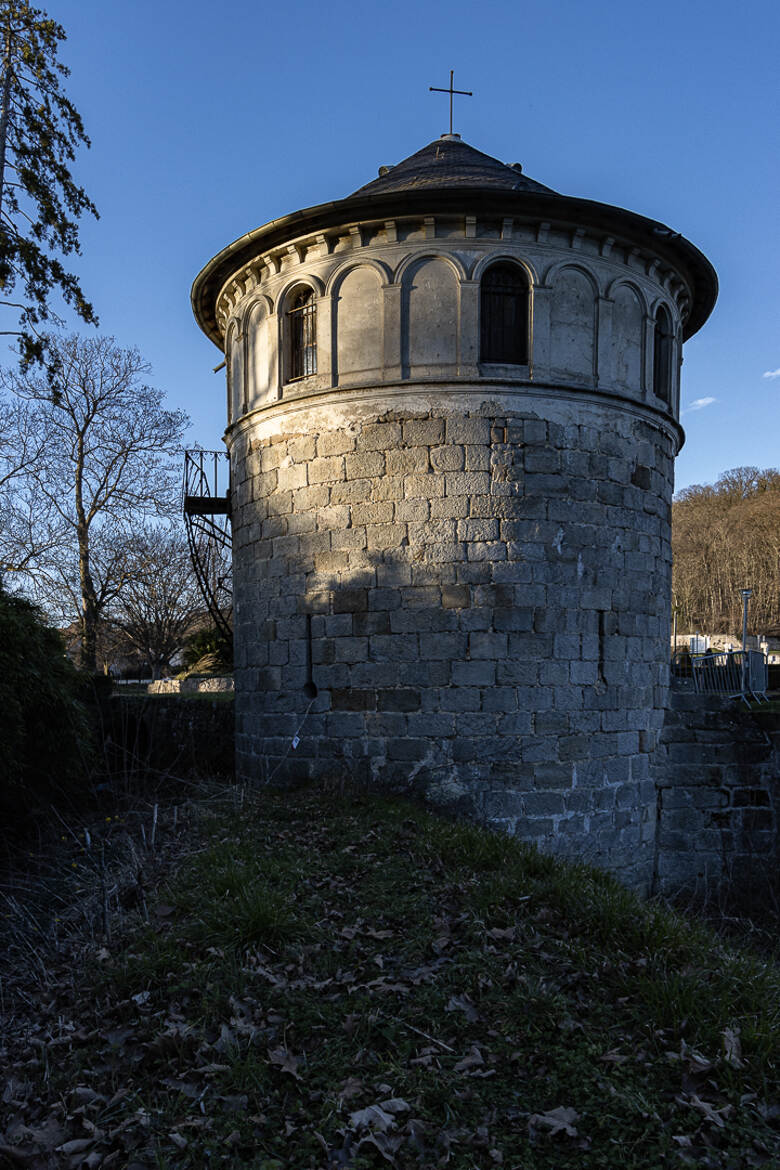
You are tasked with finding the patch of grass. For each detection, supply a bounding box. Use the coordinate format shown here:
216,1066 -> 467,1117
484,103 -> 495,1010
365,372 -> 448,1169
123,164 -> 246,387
1,788 -> 778,1169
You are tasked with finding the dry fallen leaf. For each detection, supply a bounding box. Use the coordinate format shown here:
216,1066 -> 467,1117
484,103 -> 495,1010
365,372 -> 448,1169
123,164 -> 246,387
57,1138 -> 95,1156
445,994 -> 479,1023
378,1098 -> 410,1115
528,1106 -> 580,1138
338,1076 -> 365,1101
70,1086 -> 105,1107
677,1094 -> 734,1128
722,1027 -> 744,1068
349,1104 -> 397,1132
267,1045 -> 301,1080
454,1045 -> 484,1073
357,1130 -> 403,1163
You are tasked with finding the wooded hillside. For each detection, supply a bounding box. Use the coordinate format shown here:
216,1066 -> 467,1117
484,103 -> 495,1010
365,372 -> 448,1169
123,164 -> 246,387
672,467 -> 780,635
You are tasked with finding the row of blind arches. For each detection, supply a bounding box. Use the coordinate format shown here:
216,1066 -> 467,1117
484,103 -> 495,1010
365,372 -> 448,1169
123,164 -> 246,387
286,262 -> 530,375
232,260 -> 676,406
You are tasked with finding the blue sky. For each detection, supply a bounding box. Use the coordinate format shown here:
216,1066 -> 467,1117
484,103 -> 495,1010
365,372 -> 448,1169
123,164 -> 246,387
36,0 -> 780,493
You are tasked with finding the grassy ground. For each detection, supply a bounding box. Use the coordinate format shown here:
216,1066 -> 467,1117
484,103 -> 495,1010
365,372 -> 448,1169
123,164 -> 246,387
1,788 -> 778,1169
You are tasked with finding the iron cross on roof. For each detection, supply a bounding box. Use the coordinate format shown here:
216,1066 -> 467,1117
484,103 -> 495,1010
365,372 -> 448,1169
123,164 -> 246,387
429,70 -> 473,136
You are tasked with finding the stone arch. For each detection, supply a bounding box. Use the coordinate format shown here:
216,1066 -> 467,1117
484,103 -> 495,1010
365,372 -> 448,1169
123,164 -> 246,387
245,296 -> 275,408
649,294 -> 679,329
652,302 -> 674,406
332,263 -> 385,382
277,273 -> 326,314
470,252 -> 539,288
225,322 -> 243,423
544,258 -> 601,298
394,249 -> 468,286
607,280 -> 645,393
605,276 -> 649,315
326,257 -> 392,297
400,253 -> 460,372
477,258 -> 531,365
279,278 -> 323,384
240,290 -> 274,321
548,264 -> 597,383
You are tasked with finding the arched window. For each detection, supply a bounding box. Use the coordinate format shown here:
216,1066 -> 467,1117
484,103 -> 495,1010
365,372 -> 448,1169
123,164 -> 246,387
480,262 -> 529,364
653,304 -> 673,404
287,287 -> 317,380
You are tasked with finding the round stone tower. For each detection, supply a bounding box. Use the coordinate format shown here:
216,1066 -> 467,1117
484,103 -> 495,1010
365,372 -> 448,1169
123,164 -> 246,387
192,134 -> 716,890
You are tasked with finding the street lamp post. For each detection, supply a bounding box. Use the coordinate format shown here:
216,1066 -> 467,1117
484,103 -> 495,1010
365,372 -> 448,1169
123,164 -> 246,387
741,588 -> 753,697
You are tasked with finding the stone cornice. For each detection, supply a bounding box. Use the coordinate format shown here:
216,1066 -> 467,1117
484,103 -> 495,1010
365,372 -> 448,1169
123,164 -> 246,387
193,188 -> 717,350
211,219 -> 692,343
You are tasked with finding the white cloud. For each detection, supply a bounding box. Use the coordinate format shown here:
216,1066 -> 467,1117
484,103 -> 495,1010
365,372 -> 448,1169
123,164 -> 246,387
762,368 -> 780,379
681,397 -> 717,415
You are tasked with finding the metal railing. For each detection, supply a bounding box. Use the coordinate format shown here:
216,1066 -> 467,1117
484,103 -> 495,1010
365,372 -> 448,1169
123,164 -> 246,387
690,649 -> 769,704
182,450 -> 233,642
747,649 -> 769,701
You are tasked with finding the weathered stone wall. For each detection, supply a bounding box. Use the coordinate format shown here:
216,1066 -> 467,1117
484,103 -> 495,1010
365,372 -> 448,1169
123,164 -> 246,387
652,692 -> 780,895
148,677 -> 234,695
231,391 -> 675,891
111,690 -> 780,900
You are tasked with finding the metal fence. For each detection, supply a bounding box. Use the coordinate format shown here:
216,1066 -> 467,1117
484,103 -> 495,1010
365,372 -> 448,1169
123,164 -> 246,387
690,649 -> 769,704
747,649 -> 769,700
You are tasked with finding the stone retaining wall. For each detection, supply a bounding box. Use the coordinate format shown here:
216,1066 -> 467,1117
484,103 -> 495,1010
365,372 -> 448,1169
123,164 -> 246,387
147,677 -> 234,695
652,692 -> 780,895
110,688 -> 780,899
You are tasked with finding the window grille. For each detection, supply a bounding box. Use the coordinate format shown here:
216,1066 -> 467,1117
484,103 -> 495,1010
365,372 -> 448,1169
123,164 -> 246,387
653,305 -> 673,403
288,288 -> 317,380
480,263 -> 529,364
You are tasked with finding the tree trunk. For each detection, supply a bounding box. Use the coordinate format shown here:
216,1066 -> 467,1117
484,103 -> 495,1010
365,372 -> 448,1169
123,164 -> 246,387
78,527 -> 98,673
0,27 -> 13,227
75,430 -> 98,673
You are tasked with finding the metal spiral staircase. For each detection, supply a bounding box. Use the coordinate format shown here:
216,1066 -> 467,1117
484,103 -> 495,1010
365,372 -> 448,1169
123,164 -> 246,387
183,450 -> 232,642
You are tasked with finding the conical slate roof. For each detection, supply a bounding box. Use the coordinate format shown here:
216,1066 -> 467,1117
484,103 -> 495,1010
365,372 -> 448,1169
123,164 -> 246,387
352,135 -> 556,197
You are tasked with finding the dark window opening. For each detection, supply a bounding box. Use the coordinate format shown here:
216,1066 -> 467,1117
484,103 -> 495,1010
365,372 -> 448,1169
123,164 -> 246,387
653,304 -> 673,404
480,262 -> 529,364
287,288 -> 317,380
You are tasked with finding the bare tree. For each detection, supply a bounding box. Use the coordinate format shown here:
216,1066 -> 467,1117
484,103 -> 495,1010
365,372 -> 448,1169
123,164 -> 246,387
0,334 -> 189,669
673,467 -> 780,635
107,524 -> 203,678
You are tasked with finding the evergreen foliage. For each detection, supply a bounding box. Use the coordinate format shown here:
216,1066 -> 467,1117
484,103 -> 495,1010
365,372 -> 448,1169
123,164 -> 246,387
182,622 -> 234,673
0,1 -> 98,370
0,586 -> 93,824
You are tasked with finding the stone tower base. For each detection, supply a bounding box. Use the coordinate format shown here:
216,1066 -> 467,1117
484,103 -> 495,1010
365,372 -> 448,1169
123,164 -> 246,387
231,389 -> 675,892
